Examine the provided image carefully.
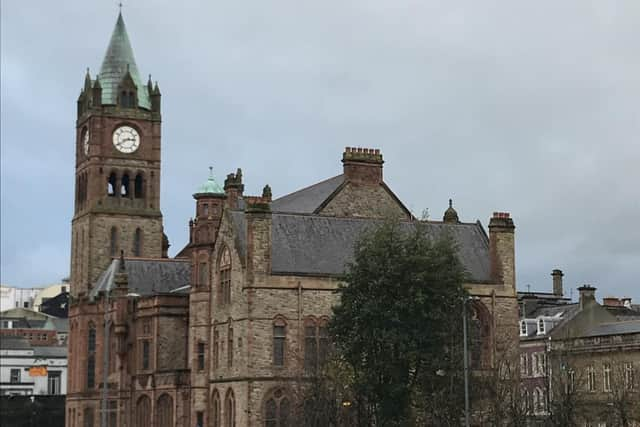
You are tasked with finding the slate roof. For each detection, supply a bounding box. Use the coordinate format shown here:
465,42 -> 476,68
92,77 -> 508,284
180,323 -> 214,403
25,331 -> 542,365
33,346 -> 67,358
98,12 -> 151,109
90,258 -> 191,298
271,175 -> 345,214
604,305 -> 640,321
228,212 -> 492,281
0,336 -> 32,350
585,320 -> 640,337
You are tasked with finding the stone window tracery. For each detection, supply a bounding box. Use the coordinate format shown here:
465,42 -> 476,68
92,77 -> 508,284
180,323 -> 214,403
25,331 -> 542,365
264,388 -> 290,427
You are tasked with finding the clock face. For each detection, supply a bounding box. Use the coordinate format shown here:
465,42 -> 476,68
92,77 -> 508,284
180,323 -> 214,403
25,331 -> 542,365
82,128 -> 90,156
112,126 -> 140,154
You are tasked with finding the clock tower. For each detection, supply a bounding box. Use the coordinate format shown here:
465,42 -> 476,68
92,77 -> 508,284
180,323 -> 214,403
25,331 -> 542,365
71,12 -> 164,298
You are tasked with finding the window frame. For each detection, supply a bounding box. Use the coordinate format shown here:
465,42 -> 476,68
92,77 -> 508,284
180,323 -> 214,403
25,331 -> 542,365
273,319 -> 286,367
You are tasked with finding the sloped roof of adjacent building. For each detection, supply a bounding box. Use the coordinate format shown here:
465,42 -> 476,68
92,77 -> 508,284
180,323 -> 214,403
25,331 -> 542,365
0,336 -> 32,350
33,346 -> 67,358
584,320 -> 640,337
90,258 -> 191,298
228,211 -> 492,281
271,174 -> 345,214
98,12 -> 151,109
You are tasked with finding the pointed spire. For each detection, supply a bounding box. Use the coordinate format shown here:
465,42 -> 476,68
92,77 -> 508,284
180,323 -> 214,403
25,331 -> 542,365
147,74 -> 153,92
99,11 -> 150,108
93,75 -> 102,89
84,68 -> 92,91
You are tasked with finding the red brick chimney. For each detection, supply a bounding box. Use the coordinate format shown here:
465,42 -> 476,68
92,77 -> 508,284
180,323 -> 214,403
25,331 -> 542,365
342,147 -> 383,184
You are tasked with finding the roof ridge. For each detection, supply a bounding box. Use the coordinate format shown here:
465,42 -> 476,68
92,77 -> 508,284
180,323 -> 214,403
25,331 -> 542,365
273,174 -> 344,202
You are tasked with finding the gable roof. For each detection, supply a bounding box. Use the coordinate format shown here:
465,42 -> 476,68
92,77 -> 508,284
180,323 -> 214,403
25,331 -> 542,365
271,174 -> 345,214
227,212 -> 492,282
90,258 -> 191,298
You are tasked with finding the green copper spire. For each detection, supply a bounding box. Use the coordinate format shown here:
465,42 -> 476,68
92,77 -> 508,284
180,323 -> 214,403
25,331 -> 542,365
98,12 -> 151,109
194,167 -> 225,196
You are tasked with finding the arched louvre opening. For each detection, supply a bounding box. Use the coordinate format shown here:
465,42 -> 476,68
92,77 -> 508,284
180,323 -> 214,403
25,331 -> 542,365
156,394 -> 173,427
136,395 -> 151,427
134,174 -> 144,198
108,172 -> 117,196
121,174 -> 130,197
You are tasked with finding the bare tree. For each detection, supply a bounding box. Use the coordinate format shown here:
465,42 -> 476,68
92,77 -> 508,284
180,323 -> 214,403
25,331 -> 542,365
598,361 -> 640,427
545,353 -> 585,427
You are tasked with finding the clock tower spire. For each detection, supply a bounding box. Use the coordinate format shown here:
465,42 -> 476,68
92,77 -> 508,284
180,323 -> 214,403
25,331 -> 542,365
70,11 -> 163,298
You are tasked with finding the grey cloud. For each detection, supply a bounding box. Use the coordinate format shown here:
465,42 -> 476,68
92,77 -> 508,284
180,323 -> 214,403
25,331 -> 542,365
1,1 -> 638,300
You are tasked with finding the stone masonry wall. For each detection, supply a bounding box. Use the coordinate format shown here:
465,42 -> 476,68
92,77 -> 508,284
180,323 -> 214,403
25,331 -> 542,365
320,182 -> 408,219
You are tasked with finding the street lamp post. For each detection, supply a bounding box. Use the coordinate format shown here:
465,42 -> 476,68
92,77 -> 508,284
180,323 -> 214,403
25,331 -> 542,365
462,297 -> 470,427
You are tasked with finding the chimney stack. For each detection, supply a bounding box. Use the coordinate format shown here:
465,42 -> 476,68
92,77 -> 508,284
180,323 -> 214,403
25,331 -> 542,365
488,212 -> 516,291
342,147 -> 383,184
551,269 -> 564,297
578,285 -> 597,310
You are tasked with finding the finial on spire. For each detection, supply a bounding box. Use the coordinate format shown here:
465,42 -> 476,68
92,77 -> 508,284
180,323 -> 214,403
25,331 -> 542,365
449,198 -> 453,208
119,2 -> 123,11
209,166 -> 214,177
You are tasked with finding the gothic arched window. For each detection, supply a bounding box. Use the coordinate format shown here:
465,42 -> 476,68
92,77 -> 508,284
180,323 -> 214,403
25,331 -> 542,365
87,324 -> 96,389
219,247 -> 231,306
156,394 -> 173,427
211,390 -> 221,427
264,388 -> 290,427
227,325 -> 234,368
225,389 -> 235,427
135,395 -> 151,427
468,301 -> 492,370
304,318 -> 318,374
133,228 -> 142,257
273,318 -> 286,367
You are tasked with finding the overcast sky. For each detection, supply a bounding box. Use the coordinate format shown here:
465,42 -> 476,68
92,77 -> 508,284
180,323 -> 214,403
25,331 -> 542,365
1,1 -> 638,300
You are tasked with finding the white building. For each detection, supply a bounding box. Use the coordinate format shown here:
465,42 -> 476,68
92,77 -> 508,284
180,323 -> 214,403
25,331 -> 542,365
0,285 -> 42,311
0,336 -> 67,396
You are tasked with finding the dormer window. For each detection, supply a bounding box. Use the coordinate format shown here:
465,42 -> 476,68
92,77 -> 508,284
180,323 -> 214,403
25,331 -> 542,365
520,321 -> 527,336
538,319 -> 545,334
